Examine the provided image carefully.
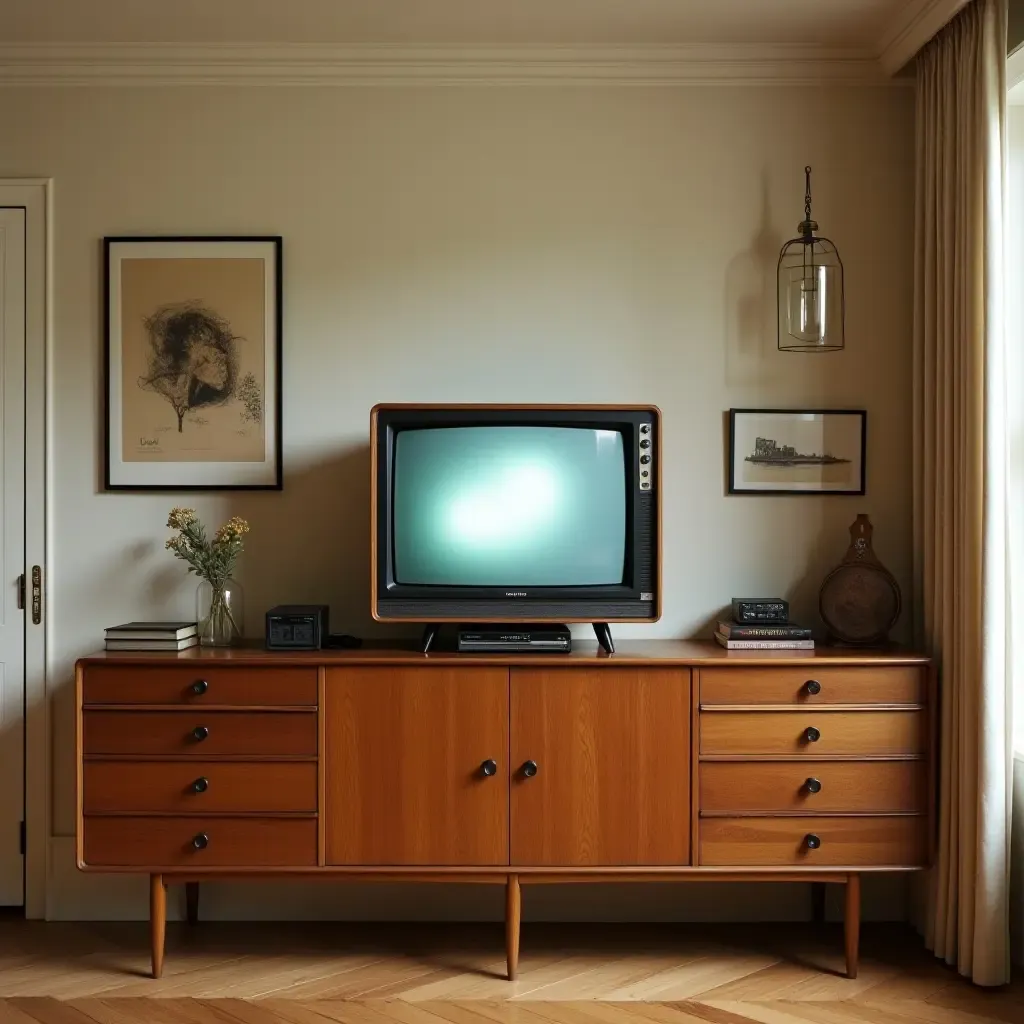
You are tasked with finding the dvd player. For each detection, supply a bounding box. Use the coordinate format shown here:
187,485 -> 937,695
458,624 -> 571,653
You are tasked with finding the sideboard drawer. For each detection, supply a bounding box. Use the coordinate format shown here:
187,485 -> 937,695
82,816 -> 317,868
82,666 -> 318,707
700,816 -> 927,867
700,666 -> 924,707
700,760 -> 928,814
83,761 -> 318,814
700,710 -> 926,757
82,711 -> 318,757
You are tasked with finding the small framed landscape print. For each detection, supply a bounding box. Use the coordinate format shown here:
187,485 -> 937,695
104,236 -> 282,490
728,409 -> 866,495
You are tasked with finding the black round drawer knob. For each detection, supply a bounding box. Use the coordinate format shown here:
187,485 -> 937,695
805,777 -> 822,794
192,777 -> 209,794
191,725 -> 209,742
805,833 -> 822,850
521,760 -> 539,778
804,726 -> 821,743
191,833 -> 209,850
481,759 -> 498,777
191,680 -> 209,695
804,680 -> 821,696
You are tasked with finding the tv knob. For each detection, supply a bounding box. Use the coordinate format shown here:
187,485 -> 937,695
639,439 -> 651,448
641,470 -> 649,478
640,423 -> 650,433
640,455 -> 651,465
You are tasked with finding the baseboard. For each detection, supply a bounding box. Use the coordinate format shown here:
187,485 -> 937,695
47,837 -> 909,923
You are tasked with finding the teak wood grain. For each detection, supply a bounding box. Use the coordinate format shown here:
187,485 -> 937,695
82,816 -> 317,868
83,760 -> 318,814
82,665 -> 318,706
700,709 -> 926,757
510,667 -> 690,866
82,710 -> 317,757
700,666 -> 925,706
700,816 -> 927,866
77,638 -> 931,668
700,760 -> 928,815
324,667 -> 509,866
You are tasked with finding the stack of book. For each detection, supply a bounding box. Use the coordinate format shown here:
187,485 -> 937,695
105,621 -> 199,652
714,620 -> 814,650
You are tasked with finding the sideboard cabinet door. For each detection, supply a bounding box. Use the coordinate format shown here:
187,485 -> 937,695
510,668 -> 691,866
325,667 -> 509,866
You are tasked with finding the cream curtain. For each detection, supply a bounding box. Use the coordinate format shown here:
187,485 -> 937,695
913,0 -> 1012,987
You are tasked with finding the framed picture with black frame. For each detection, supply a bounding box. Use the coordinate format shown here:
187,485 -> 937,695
104,235 -> 282,490
728,408 -> 866,496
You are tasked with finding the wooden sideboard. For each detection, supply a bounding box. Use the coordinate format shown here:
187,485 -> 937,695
75,641 -> 934,980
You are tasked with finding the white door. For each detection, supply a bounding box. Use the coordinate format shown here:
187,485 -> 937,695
0,208 -> 25,906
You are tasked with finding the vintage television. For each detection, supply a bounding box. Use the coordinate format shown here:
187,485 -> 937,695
371,404 -> 661,652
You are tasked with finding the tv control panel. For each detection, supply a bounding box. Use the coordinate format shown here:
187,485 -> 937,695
638,420 -> 653,490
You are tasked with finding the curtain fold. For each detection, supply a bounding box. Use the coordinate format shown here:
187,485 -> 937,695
913,0 -> 1012,987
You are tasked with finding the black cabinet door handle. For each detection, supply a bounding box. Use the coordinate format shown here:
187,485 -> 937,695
191,680 -> 209,695
191,833 -> 209,850
192,777 -> 209,794
805,833 -> 821,850
521,760 -> 538,778
804,726 -> 821,743
804,679 -> 821,695
191,725 -> 209,742
805,777 -> 822,794
480,759 -> 498,777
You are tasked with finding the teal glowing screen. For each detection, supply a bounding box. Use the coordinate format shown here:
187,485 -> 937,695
393,426 -> 627,586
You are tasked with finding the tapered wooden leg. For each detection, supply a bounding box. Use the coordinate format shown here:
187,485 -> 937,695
844,873 -> 860,979
811,882 -> 826,923
150,874 -> 166,979
505,874 -> 521,981
185,882 -> 199,926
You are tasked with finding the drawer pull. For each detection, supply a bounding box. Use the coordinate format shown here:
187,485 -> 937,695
191,777 -> 209,794
521,760 -> 539,778
191,725 -> 210,742
805,833 -> 821,850
804,777 -> 822,794
191,833 -> 209,850
480,759 -> 498,777
803,726 -> 821,743
191,680 -> 209,695
803,679 -> 821,695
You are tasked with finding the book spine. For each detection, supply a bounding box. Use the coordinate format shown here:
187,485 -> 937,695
716,638 -> 814,650
719,626 -> 812,640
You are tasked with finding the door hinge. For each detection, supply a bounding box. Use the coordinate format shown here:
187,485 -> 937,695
19,820 -> 25,856
16,574 -> 24,610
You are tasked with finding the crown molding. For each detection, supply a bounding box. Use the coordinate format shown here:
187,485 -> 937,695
0,43 -> 903,87
876,0 -> 969,74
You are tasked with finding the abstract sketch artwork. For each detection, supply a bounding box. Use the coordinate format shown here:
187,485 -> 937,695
105,237 -> 281,490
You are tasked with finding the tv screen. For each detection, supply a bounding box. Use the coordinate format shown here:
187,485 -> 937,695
392,426 -> 627,587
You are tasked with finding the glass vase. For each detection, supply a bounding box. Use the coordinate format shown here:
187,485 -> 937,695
196,578 -> 244,647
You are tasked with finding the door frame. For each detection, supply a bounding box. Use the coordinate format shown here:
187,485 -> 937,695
0,180 -> 50,918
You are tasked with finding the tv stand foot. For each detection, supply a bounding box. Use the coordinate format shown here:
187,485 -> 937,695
421,623 -> 441,653
593,622 -> 615,654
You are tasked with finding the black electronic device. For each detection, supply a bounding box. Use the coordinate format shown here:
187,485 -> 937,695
731,598 -> 790,624
265,605 -> 329,650
457,624 -> 572,653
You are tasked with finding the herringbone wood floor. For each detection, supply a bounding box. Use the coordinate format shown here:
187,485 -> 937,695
0,922 -> 1018,1023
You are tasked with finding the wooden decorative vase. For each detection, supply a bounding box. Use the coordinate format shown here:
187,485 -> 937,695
818,514 -> 901,646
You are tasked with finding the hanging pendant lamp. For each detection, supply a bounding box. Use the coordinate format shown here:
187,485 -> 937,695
777,166 -> 844,352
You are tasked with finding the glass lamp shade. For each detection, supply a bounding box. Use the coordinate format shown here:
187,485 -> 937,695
777,236 -> 844,352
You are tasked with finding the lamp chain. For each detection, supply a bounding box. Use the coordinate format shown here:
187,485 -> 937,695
804,165 -> 812,222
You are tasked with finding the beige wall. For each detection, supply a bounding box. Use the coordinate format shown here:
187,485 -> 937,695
1,82 -> 916,918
